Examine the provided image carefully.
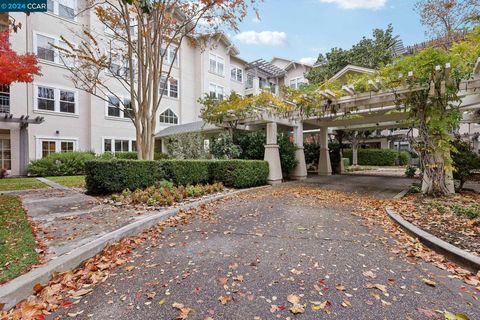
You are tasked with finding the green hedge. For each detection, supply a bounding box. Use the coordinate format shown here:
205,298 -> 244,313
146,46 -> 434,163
85,160 -> 166,195
210,160 -> 269,188
28,151 -> 95,176
84,159 -> 269,194
398,151 -> 411,165
162,160 -> 210,186
343,148 -> 399,166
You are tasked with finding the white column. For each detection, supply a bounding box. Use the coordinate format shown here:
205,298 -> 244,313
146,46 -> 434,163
291,122 -> 307,180
352,132 -> 358,166
318,127 -> 332,176
264,122 -> 283,184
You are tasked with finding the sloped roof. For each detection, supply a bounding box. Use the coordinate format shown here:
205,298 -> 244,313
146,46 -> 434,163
155,121 -> 220,138
330,65 -> 376,81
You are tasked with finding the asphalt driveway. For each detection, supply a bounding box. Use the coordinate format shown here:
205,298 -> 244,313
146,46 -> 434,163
48,177 -> 479,320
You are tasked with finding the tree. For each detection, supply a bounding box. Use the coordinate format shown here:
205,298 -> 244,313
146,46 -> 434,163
451,137 -> 480,190
0,30 -> 40,85
306,25 -> 396,84
60,0 -> 258,160
415,0 -> 480,41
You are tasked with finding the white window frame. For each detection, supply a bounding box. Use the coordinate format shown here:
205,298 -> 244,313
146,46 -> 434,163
159,108 -> 179,125
230,66 -> 243,82
35,136 -> 79,159
47,0 -> 77,22
34,84 -> 79,115
160,76 -> 179,99
34,31 -> 76,66
162,44 -> 179,67
105,95 -> 132,120
289,77 -> 305,89
209,53 -> 224,76
102,137 -> 136,153
209,83 -> 224,100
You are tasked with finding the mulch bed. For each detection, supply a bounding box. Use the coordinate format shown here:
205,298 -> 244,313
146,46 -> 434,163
392,191 -> 480,257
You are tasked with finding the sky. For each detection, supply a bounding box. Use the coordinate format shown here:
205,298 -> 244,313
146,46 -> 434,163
230,0 -> 429,64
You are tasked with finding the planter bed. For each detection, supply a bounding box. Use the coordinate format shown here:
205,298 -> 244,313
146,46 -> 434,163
392,191 -> 480,257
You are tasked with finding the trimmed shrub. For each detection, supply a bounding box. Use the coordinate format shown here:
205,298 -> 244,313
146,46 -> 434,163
210,132 -> 241,159
342,148 -> 398,166
342,158 -> 350,167
162,160 -> 210,186
210,160 -> 269,188
398,151 -> 411,166
85,159 -> 268,194
235,131 -> 265,160
85,160 -> 165,194
304,142 -> 320,166
28,151 -> 95,176
99,152 -> 169,160
278,134 -> 298,176
405,165 -> 417,178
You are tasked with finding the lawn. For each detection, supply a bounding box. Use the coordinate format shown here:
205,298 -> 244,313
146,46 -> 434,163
0,195 -> 39,283
46,175 -> 85,188
0,177 -> 47,191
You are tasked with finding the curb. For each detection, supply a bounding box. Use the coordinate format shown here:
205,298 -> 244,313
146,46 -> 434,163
393,188 -> 410,199
385,207 -> 480,273
0,185 -> 270,310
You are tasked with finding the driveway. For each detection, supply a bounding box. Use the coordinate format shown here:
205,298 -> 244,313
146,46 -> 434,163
47,176 -> 479,320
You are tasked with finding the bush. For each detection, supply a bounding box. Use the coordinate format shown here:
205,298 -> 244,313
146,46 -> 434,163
405,165 -> 417,178
210,132 -> 241,159
452,204 -> 480,219
210,160 -> 269,188
85,159 -> 166,194
28,151 -> 95,176
342,158 -> 350,167
164,132 -> 208,159
85,159 -> 269,194
452,138 -> 480,190
162,160 -> 210,186
342,148 -> 398,166
278,134 -> 298,176
304,142 -> 320,166
234,131 -> 265,160
398,151 -> 411,166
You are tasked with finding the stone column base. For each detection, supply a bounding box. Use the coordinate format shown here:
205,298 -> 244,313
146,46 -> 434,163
318,147 -> 332,176
291,146 -> 307,180
264,144 -> 283,184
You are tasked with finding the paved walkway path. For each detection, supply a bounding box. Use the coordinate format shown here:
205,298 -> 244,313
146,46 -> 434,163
47,176 -> 479,320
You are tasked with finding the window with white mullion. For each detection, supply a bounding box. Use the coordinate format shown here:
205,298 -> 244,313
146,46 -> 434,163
103,138 -> 136,153
36,86 -> 76,114
106,96 -> 132,119
37,87 -> 56,111
47,0 -> 76,21
231,67 -> 243,82
209,53 -> 224,76
35,33 -> 76,66
159,76 -> 179,98
161,43 -> 179,67
159,108 -> 178,124
209,83 -> 224,100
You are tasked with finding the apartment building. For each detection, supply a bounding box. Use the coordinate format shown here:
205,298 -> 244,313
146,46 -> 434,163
0,3 -> 312,176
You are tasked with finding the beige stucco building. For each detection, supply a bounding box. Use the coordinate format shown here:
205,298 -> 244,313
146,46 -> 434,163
0,3 -> 312,176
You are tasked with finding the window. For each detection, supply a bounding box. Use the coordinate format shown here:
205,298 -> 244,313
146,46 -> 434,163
37,87 -> 55,111
107,51 -> 124,76
159,108 -> 178,125
41,141 -> 56,158
209,53 -> 224,75
160,76 -> 179,98
35,32 -> 76,66
59,90 -> 75,113
289,77 -> 305,89
106,96 -> 131,119
162,44 -> 179,67
107,96 -> 121,117
103,138 -> 136,153
0,139 -> 11,170
36,86 -> 77,114
38,139 -> 77,158
245,75 -> 254,89
47,0 -> 76,21
209,83 -> 224,100
61,141 -> 74,152
0,85 -> 10,113
231,67 -> 243,82
36,34 -> 55,62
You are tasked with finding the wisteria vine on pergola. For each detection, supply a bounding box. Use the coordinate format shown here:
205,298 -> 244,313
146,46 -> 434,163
200,27 -> 480,196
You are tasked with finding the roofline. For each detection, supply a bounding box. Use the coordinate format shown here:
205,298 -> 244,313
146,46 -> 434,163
330,64 -> 376,81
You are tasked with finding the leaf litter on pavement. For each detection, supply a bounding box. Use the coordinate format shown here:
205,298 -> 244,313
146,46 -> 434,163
1,186 -> 479,319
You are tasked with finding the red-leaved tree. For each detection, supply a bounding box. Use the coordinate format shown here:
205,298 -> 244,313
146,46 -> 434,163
0,30 -> 41,85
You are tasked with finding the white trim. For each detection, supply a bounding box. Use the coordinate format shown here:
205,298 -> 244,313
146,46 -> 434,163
159,108 -> 179,125
208,82 -> 224,100
101,136 -> 136,153
330,65 -> 376,81
34,136 -> 79,159
33,31 -> 77,67
104,95 -> 132,120
46,0 -> 78,22
230,65 -> 243,83
208,52 -> 225,76
33,83 -> 79,115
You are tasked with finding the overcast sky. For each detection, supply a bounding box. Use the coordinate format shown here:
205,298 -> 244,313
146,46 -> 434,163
230,0 -> 428,64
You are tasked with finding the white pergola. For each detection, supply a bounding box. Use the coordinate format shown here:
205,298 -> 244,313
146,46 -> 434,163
219,59 -> 480,186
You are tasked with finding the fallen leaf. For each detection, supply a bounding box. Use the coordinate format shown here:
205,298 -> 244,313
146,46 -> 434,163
422,278 -> 436,287
218,295 -> 233,305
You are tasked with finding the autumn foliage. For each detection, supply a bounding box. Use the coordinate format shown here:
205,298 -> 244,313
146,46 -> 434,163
0,31 -> 41,85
